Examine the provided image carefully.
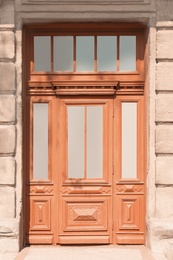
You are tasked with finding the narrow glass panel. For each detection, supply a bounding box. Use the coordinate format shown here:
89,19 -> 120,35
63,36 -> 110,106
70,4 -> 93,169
54,36 -> 73,71
86,106 -> 103,178
33,103 -> 48,180
34,36 -> 51,71
120,36 -> 136,71
76,36 -> 94,71
122,102 -> 137,179
97,36 -> 117,71
68,106 -> 84,178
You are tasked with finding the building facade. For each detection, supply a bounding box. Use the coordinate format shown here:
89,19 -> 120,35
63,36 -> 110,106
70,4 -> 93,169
0,0 -> 173,258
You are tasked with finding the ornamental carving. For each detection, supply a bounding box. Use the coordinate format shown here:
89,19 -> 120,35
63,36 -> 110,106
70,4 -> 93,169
116,184 -> 143,193
28,186 -> 53,194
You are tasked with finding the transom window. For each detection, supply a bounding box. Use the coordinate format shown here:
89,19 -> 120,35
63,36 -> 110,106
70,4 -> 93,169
34,35 -> 136,72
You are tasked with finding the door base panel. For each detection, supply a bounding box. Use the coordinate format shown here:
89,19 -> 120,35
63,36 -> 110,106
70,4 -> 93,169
59,235 -> 110,244
116,233 -> 144,244
27,235 -> 54,244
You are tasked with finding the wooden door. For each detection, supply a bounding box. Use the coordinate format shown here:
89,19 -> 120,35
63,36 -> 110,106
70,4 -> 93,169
56,96 -> 113,244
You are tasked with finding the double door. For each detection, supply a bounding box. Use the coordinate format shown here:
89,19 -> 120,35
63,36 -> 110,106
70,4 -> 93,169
25,94 -> 145,245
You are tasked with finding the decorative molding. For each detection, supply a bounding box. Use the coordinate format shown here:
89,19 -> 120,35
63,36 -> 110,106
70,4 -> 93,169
22,0 -> 150,5
116,184 -> 143,193
28,185 -> 53,194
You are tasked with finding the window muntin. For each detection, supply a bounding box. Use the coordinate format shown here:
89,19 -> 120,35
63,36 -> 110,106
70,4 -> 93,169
33,35 -> 137,73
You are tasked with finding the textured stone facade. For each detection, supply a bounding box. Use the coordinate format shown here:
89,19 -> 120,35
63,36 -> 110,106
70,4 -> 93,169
0,0 -> 173,259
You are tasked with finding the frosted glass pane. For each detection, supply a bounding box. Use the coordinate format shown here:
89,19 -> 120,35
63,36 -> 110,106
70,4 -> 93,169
54,36 -> 73,71
68,106 -> 84,178
33,103 -> 48,180
122,102 -> 137,179
34,36 -> 51,71
76,36 -> 94,71
97,36 -> 117,71
87,106 -> 103,178
120,36 -> 136,71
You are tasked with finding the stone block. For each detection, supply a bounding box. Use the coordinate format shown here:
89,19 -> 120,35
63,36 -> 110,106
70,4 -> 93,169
0,157 -> 15,185
0,187 -> 15,218
148,218 -> 173,255
0,125 -> 15,154
156,125 -> 173,153
0,238 -> 19,253
157,30 -> 173,59
156,157 -> 173,185
0,219 -> 19,237
0,63 -> 15,92
0,31 -> 14,59
156,94 -> 173,122
156,188 -> 173,218
156,63 -> 173,91
0,95 -> 15,122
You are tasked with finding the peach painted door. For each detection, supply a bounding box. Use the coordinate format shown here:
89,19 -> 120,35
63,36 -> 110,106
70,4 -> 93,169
57,96 -> 113,244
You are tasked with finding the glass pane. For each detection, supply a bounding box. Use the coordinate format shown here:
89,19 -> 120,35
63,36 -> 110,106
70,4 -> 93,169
86,106 -> 103,178
97,36 -> 117,71
122,102 -> 137,179
34,36 -> 51,71
120,36 -> 136,71
68,106 -> 84,178
76,36 -> 94,71
33,103 -> 48,180
54,36 -> 73,71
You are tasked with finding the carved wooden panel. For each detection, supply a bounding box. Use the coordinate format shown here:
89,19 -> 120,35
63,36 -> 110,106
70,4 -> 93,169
60,186 -> 111,195
62,198 -> 108,231
27,185 -> 54,195
30,197 -> 51,231
118,195 -> 142,230
116,184 -> 144,194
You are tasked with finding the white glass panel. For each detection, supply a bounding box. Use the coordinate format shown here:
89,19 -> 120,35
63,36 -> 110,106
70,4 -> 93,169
34,36 -> 51,71
97,36 -> 117,71
86,106 -> 103,178
54,36 -> 73,71
33,103 -> 48,180
120,36 -> 136,71
122,102 -> 137,179
76,36 -> 94,71
68,106 -> 84,178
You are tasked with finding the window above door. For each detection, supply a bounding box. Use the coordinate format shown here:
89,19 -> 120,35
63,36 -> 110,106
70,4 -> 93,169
24,23 -> 146,86
33,35 -> 136,73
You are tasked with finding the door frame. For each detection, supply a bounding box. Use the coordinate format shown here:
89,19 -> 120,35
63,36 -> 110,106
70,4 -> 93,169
23,22 -> 147,245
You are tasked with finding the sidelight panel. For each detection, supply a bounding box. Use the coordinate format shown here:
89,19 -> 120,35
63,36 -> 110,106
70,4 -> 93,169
33,103 -> 48,180
122,102 -> 137,179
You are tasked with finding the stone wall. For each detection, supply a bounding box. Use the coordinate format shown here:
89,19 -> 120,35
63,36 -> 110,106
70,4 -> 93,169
0,0 -> 22,256
0,0 -> 173,259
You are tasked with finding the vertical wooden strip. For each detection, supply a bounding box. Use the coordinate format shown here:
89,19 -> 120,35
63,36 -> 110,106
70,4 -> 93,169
51,36 -> 54,72
94,36 -> 97,72
74,36 -> 76,72
84,106 -> 87,179
117,36 -> 120,71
